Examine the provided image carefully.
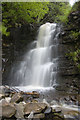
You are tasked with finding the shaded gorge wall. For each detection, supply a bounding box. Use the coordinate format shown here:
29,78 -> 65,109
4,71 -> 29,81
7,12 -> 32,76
2,24 -> 38,85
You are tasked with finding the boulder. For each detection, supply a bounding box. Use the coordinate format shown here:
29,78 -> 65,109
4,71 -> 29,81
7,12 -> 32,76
1,100 -> 16,118
24,102 -> 47,115
14,102 -> 25,119
10,93 -> 23,103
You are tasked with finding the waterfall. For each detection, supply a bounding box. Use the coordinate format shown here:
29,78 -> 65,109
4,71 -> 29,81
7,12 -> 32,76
10,22 -> 60,87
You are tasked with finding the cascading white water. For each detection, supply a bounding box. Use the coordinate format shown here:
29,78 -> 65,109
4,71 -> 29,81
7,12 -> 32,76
10,22 -> 60,87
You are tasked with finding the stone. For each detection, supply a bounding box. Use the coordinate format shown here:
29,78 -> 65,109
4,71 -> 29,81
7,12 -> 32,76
0,94 -> 5,100
0,99 -> 8,106
54,107 -> 62,113
5,97 -> 11,103
28,111 -> 34,118
0,100 -> 16,118
53,116 -> 64,120
32,91 -> 39,98
50,100 -> 58,105
33,113 -> 45,119
44,107 -> 52,114
43,99 -> 50,106
53,113 -> 64,120
24,91 -> 39,98
14,102 -> 25,119
24,102 -> 47,115
3,86 -> 11,94
0,86 -> 5,94
10,93 -> 23,103
31,99 -> 38,103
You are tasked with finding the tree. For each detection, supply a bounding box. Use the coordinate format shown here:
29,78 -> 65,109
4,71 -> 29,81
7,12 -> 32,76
43,2 -> 71,23
2,2 -> 49,36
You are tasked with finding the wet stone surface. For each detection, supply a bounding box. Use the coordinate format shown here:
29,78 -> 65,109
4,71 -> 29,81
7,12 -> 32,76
0,86 -> 80,120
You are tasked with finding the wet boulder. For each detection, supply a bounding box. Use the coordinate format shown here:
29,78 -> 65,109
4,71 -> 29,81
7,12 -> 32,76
14,102 -> 25,119
10,93 -> 23,103
24,102 -> 47,116
0,100 -> 16,118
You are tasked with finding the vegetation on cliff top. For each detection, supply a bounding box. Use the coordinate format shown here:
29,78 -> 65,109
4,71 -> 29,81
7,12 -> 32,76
2,2 -> 71,36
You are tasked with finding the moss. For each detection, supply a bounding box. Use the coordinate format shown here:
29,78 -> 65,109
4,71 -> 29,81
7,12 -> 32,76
70,31 -> 80,40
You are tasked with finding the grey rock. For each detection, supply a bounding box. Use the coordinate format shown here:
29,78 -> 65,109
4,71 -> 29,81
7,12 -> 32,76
14,102 -> 25,119
0,94 -> 5,100
24,102 -> 47,115
44,107 -> 52,114
5,97 -> 11,103
1,100 -> 16,118
10,93 -> 23,103
54,107 -> 62,113
33,113 -> 45,119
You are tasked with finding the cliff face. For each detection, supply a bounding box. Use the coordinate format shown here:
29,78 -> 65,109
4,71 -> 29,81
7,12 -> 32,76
57,1 -> 80,92
2,2 -> 80,91
2,24 -> 38,85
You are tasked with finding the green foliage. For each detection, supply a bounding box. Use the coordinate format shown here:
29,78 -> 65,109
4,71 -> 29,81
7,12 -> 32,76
70,31 -> 80,39
68,49 -> 80,71
47,2 -> 71,23
2,24 -> 10,36
2,2 -> 49,36
2,2 -> 71,36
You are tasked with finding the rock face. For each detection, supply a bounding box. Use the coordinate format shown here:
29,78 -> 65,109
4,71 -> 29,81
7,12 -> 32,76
56,1 -> 80,93
2,24 -> 38,86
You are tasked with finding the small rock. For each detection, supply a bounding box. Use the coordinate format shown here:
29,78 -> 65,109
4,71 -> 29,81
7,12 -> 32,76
31,99 -> 38,103
32,91 -> 39,98
5,97 -> 11,103
44,107 -> 52,114
54,107 -> 62,113
24,91 -> 39,98
28,111 -> 34,118
10,93 -> 23,103
50,100 -> 58,105
33,113 -> 45,119
0,94 -> 5,100
24,102 -> 47,115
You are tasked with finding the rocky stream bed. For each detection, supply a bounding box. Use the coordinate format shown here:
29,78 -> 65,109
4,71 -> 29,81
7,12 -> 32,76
0,85 -> 80,120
